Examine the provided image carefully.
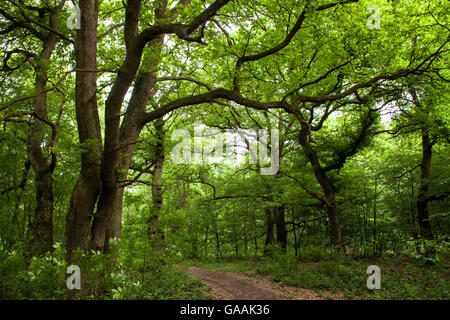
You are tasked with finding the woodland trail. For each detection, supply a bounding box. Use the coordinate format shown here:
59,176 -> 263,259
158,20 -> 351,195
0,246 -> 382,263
187,266 -> 346,300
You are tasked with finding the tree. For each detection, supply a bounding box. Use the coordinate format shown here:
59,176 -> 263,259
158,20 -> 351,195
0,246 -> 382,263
66,0 -> 233,259
0,0 -> 68,255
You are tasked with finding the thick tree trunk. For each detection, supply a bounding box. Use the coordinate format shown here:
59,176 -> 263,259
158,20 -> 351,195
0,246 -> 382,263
66,0 -> 102,260
417,131 -> 434,240
90,15 -> 165,251
88,0 -> 150,253
91,70 -> 161,252
67,1 -> 159,255
29,170 -> 54,255
28,87 -> 55,256
90,186 -> 117,251
104,69 -> 160,253
10,161 -> 30,251
103,189 -> 124,257
66,172 -> 101,257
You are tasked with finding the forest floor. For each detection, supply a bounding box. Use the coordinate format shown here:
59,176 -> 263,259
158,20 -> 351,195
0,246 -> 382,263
187,266 -> 346,300
183,253 -> 450,300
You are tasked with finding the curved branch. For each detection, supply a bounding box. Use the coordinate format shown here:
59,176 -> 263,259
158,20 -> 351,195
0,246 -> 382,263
157,76 -> 213,91
142,88 -> 286,124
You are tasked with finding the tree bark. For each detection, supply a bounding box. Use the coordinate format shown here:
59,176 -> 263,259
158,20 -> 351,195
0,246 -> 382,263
264,207 -> 274,254
147,118 -> 166,252
298,122 -> 344,249
90,2 -> 167,253
66,0 -> 102,260
105,67 -> 161,253
27,7 -> 62,256
204,224 -> 209,259
215,230 -> 221,260
275,205 -> 287,251
292,213 -> 298,256
417,130 -> 434,240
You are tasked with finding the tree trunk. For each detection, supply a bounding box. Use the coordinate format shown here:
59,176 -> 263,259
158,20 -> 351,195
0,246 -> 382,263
233,225 -> 239,257
204,224 -> 209,259
147,118 -> 166,252
11,161 -> 30,251
253,211 -> 258,256
27,9 -> 61,256
215,231 -> 221,260
264,207 -> 274,255
292,212 -> 298,256
66,0 -> 102,260
275,205 -> 287,251
326,203 -> 343,248
298,123 -> 344,249
417,130 -> 434,240
243,222 -> 248,257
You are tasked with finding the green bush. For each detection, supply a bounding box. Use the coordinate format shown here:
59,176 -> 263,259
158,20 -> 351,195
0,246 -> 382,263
300,246 -> 330,262
0,250 -> 26,299
19,252 -> 67,299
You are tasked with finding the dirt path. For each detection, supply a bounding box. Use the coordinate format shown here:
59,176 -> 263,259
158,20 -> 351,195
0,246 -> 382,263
188,266 -> 345,300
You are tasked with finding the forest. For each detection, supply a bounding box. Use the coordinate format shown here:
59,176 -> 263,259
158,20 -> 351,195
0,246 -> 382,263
0,0 -> 449,301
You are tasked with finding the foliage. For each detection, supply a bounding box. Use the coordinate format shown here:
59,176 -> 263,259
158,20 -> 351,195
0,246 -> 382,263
0,0 -> 448,300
